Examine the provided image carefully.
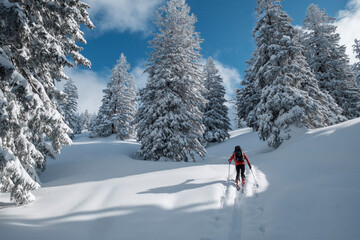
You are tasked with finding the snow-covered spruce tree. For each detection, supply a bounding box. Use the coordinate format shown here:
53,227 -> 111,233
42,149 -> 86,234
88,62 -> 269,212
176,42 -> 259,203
91,53 -> 137,139
236,57 -> 262,129
78,110 -> 96,133
73,112 -> 84,133
302,4 -> 360,119
246,0 -> 345,148
91,90 -> 112,137
110,54 -> 137,139
80,110 -> 92,132
0,0 -> 94,205
353,39 -> 360,86
87,112 -> 97,132
203,57 -> 230,142
236,87 -> 260,129
59,79 -> 81,138
134,0 -> 206,162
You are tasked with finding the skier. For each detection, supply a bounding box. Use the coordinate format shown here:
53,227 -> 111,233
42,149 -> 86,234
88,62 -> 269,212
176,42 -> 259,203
228,145 -> 252,188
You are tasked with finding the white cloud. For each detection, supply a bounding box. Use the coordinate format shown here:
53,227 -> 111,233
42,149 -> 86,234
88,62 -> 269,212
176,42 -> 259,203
59,68 -> 108,114
84,0 -> 165,34
213,60 -> 242,128
336,0 -> 360,63
212,60 -> 242,101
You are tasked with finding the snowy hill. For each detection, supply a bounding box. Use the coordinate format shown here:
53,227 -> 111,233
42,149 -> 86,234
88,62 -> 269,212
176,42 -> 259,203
1,118 -> 360,240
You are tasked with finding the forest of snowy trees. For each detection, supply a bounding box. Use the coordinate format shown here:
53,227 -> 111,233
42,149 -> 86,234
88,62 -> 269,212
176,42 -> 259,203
353,39 -> 360,86
1,0 -> 360,204
236,0 -> 360,148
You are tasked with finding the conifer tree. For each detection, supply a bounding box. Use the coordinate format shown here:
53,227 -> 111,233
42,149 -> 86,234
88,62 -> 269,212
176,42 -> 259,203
241,0 -> 345,148
353,39 -> 360,86
111,54 -> 137,139
87,112 -> 97,132
91,53 -> 137,139
302,4 -> 360,119
203,57 -> 230,142
0,0 -> 94,205
135,0 -> 206,162
91,91 -> 112,137
236,58 -> 261,129
80,110 -> 93,132
59,79 -> 81,138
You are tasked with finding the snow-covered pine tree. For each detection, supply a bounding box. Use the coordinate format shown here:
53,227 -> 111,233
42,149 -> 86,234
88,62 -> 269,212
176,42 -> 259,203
79,110 -> 90,132
74,112 -> 84,134
236,87 -> 260,129
59,79 -> 81,138
302,4 -> 360,119
91,53 -> 137,139
110,54 -> 137,139
87,112 -> 97,132
80,110 -> 94,132
246,0 -> 345,148
0,0 -> 94,205
203,57 -> 230,142
353,39 -> 360,86
134,0 -> 206,162
91,90 -> 112,137
236,57 -> 261,129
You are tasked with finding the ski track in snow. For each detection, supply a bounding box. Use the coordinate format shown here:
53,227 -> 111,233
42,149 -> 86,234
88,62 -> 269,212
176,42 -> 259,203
208,165 -> 268,240
225,167 -> 268,240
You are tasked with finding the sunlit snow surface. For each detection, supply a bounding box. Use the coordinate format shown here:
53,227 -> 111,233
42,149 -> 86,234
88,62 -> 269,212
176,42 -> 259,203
1,118 -> 360,240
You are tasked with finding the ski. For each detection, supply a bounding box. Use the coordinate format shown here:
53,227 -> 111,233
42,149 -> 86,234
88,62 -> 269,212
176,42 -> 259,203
236,180 -> 245,192
233,179 -> 245,192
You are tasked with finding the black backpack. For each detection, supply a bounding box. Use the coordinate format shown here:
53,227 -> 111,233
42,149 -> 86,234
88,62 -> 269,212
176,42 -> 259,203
234,145 -> 244,162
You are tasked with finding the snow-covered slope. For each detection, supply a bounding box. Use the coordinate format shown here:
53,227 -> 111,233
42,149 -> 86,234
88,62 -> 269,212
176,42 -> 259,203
256,118 -> 360,240
1,118 -> 359,240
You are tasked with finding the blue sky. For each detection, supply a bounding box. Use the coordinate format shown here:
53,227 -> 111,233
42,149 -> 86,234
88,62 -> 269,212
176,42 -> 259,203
66,0 -> 360,115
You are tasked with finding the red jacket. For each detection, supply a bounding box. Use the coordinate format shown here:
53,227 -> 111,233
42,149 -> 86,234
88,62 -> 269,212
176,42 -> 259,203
229,152 -> 251,166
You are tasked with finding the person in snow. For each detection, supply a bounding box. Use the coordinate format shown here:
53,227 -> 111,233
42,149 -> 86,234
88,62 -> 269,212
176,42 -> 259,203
228,145 -> 252,186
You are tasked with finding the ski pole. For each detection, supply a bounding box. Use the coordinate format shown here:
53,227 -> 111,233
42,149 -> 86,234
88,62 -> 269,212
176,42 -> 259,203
227,162 -> 231,181
250,167 -> 259,187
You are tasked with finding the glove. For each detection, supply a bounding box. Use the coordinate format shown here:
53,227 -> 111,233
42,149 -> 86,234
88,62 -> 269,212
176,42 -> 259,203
228,160 -> 231,164
249,164 -> 252,169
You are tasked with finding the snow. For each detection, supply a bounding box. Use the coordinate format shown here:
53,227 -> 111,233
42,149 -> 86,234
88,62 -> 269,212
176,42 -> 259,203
1,118 -> 360,240
0,53 -> 13,71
